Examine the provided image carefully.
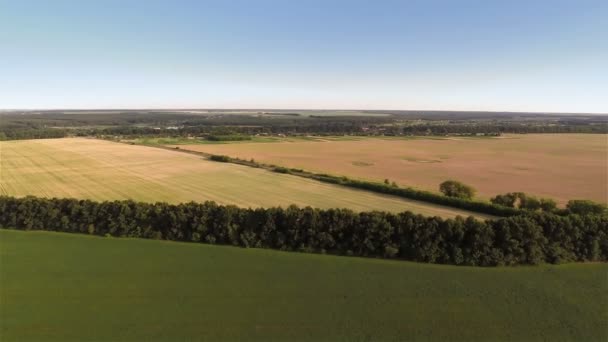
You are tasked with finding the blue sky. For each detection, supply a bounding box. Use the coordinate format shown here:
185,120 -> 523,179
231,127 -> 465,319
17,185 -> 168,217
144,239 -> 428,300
1,0 -> 606,112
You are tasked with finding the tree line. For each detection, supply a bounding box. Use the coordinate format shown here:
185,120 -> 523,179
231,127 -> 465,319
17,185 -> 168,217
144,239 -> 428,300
212,153 -> 523,217
2,109 -> 606,141
393,123 -> 608,135
204,155 -> 606,218
2,196 -> 606,266
2,123 -> 605,141
0,128 -> 68,140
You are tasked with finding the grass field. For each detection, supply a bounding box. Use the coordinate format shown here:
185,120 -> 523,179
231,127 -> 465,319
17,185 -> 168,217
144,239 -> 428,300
1,229 -> 606,341
170,134 -> 608,205
0,138 -> 485,218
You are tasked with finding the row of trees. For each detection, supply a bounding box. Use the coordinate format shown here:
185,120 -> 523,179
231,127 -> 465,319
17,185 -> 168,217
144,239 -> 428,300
199,155 -> 522,217
205,154 -> 602,218
491,192 -> 557,211
3,125 -> 606,142
2,111 -> 606,141
394,123 -> 608,135
490,192 -> 607,215
0,129 -> 68,140
438,182 -> 607,216
1,196 -> 606,266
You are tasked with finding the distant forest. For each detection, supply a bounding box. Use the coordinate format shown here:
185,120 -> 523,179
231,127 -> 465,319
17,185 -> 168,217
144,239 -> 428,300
1,110 -> 606,140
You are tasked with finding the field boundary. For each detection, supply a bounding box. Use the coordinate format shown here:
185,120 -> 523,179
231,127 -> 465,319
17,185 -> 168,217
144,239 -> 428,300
121,139 -> 521,217
2,195 -> 607,266
2,138 -> 498,218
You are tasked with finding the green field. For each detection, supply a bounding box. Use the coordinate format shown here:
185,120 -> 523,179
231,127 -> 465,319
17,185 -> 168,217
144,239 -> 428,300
0,138 -> 487,218
1,229 -> 606,341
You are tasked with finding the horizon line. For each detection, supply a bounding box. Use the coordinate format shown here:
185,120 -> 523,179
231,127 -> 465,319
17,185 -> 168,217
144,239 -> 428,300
2,108 -> 607,116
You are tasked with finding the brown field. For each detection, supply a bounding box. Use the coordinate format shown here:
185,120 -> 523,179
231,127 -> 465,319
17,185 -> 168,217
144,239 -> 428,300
170,134 -> 608,205
0,138 -> 489,218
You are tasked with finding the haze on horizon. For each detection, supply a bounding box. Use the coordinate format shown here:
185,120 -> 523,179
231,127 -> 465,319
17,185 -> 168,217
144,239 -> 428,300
1,0 -> 607,113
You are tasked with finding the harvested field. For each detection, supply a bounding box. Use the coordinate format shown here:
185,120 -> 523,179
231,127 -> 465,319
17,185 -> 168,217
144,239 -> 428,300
0,138 -> 485,218
170,134 -> 608,205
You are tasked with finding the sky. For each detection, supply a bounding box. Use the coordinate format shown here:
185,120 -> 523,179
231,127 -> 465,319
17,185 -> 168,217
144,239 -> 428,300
0,0 -> 606,113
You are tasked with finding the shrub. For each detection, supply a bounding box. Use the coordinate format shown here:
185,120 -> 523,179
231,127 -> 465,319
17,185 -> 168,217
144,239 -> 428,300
206,135 -> 252,141
491,192 -> 557,212
439,180 -> 476,200
273,166 -> 290,174
539,198 -> 557,212
566,200 -> 607,215
209,155 -> 231,162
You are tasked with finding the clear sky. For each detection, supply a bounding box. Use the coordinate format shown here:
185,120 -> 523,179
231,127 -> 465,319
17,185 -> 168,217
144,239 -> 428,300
1,0 -> 606,112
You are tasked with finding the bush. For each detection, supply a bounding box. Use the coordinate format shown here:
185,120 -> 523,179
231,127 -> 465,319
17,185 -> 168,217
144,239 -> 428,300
439,180 -> 476,200
566,200 -> 607,215
209,155 -> 231,162
540,198 -> 557,212
491,193 -> 518,207
520,195 -> 541,211
273,166 -> 290,174
206,135 -> 252,141
491,192 -> 557,213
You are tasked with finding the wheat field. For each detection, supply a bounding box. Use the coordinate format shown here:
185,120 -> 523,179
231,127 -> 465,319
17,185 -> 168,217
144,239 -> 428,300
0,138 -> 486,218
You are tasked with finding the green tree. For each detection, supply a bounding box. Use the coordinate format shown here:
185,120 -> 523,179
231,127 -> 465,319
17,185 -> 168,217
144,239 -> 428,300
439,180 -> 476,200
490,193 -> 518,207
539,198 -> 557,212
519,195 -> 541,211
566,200 -> 607,215
492,192 -> 556,212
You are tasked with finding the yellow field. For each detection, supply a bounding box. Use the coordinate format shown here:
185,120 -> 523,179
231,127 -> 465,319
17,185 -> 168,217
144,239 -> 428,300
0,138 -> 487,218
171,134 -> 608,205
